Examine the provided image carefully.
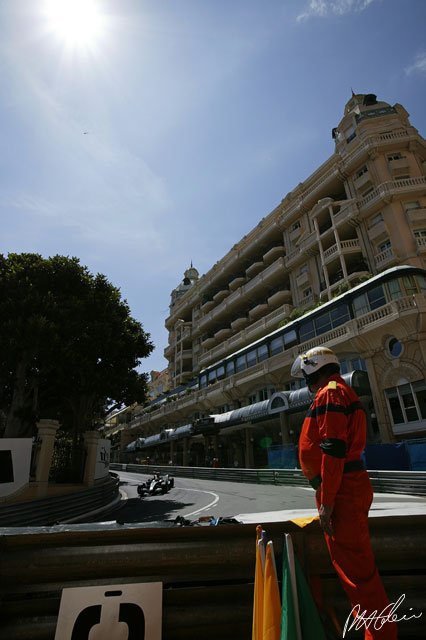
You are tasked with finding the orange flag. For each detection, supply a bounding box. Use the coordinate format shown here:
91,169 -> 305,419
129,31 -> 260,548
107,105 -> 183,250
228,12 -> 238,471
263,540 -> 281,640
252,525 -> 266,640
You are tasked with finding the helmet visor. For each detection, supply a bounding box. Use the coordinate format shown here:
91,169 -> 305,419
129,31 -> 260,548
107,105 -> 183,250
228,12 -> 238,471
291,355 -> 304,378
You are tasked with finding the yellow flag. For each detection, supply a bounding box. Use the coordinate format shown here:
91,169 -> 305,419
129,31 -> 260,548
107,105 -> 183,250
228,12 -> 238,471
263,541 -> 281,640
252,525 -> 265,640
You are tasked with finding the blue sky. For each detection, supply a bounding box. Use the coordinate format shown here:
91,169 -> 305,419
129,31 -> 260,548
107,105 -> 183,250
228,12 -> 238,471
1,0 -> 426,375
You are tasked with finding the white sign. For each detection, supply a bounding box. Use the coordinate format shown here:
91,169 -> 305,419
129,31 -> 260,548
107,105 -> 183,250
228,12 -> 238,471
95,439 -> 111,480
54,582 -> 162,640
0,438 -> 32,498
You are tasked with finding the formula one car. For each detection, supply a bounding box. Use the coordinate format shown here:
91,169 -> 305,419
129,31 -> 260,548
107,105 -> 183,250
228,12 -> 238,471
137,472 -> 174,497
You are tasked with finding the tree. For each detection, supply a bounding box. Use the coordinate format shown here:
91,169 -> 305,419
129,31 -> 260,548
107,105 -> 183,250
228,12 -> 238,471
0,253 -> 153,440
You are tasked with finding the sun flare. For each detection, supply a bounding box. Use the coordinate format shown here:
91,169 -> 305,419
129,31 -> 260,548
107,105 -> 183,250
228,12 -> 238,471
45,0 -> 106,50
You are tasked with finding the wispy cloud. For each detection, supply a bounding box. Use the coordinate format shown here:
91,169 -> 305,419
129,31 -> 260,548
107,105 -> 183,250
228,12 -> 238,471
405,52 -> 426,75
297,0 -> 375,22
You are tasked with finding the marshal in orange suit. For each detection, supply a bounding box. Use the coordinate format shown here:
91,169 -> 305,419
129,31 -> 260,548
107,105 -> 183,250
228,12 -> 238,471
291,347 -> 397,640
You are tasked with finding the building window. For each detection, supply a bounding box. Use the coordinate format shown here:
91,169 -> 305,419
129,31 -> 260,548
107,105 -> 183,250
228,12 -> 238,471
300,264 -> 308,274
386,381 -> 426,425
357,165 -> 368,178
379,240 -> 392,253
404,201 -> 421,211
368,212 -> 383,229
292,221 -> 301,231
303,287 -> 312,297
226,360 -> 235,376
361,186 -> 375,197
387,337 -> 403,358
414,229 -> 426,238
236,355 -> 246,373
387,153 -> 403,161
257,344 -> 269,362
394,174 -> 410,180
248,394 -> 257,405
259,388 -> 269,401
246,349 -> 257,368
270,336 -> 283,356
345,125 -> 356,143
353,285 -> 387,317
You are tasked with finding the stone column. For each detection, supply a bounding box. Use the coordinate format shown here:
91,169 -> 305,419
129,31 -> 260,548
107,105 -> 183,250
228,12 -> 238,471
83,430 -> 101,486
279,412 -> 291,444
245,427 -> 254,469
363,355 -> 393,443
35,419 -> 60,497
183,437 -> 189,466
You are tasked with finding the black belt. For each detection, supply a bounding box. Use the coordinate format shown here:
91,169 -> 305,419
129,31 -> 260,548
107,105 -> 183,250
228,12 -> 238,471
308,459 -> 365,490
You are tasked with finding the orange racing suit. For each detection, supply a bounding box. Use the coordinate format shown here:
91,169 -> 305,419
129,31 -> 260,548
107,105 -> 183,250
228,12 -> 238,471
299,373 -> 397,639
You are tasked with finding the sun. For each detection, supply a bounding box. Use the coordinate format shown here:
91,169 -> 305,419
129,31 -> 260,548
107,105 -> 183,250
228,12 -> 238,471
44,0 -> 106,51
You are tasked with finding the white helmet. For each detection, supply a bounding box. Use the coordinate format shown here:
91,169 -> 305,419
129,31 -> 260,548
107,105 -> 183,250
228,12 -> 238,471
291,347 -> 340,379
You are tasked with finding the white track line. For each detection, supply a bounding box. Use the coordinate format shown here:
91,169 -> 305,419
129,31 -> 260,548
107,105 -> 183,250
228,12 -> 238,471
179,488 -> 220,517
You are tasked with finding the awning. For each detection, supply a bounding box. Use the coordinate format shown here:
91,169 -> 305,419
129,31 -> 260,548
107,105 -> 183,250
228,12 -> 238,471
169,424 -> 193,440
125,437 -> 145,451
206,392 -> 290,431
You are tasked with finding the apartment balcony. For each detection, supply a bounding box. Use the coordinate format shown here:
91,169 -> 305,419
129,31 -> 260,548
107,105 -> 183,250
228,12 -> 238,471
333,200 -> 359,228
296,271 -> 309,287
407,208 -> 426,226
289,226 -> 302,243
179,349 -> 193,360
246,259 -> 264,279
285,248 -> 304,269
201,333 -> 216,349
263,243 -> 285,265
164,342 -> 174,358
248,302 -> 269,321
417,236 -> 426,255
367,220 -> 387,242
214,326 -> 232,342
245,257 -> 287,298
201,298 -> 214,313
359,177 -> 426,212
213,288 -> 229,304
230,314 -> 249,331
374,248 -> 398,269
228,275 -> 246,291
299,293 -> 318,308
298,230 -> 319,256
198,303 -> 293,369
388,156 -> 410,176
267,288 -> 292,309
354,171 -> 373,192
323,239 -> 361,265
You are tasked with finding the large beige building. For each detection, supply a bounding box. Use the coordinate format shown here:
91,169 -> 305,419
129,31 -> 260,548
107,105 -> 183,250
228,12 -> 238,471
121,93 -> 426,467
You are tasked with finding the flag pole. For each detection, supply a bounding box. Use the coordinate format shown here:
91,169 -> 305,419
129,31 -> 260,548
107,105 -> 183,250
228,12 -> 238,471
285,533 -> 303,640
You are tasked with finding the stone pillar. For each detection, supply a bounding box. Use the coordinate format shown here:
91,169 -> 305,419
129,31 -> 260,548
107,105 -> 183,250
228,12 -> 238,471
363,355 -> 393,443
83,430 -> 101,486
35,419 -> 60,497
183,437 -> 188,466
279,412 -> 291,444
245,427 -> 254,469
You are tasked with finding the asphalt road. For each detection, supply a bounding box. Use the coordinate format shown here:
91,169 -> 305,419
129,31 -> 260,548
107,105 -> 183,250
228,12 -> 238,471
102,471 -> 426,526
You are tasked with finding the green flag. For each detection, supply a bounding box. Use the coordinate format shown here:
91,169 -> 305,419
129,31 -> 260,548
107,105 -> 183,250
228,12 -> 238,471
281,534 -> 327,640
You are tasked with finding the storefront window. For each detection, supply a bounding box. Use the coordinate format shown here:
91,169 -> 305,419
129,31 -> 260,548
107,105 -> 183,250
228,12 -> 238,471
385,380 -> 426,426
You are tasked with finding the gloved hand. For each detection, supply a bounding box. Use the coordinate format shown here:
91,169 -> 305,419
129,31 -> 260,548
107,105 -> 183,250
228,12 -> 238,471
319,503 -> 334,536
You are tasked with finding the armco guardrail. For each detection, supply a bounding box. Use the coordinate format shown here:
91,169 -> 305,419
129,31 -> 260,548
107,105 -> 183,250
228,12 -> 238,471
0,474 -> 120,527
1,513 -> 425,639
112,463 -> 426,496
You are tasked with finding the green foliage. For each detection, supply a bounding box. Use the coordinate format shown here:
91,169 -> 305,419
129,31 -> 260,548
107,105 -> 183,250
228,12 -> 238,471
0,253 -> 153,438
277,301 -> 324,329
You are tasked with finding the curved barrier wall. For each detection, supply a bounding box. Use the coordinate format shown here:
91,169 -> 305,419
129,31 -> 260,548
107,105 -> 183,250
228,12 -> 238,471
112,463 -> 426,497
